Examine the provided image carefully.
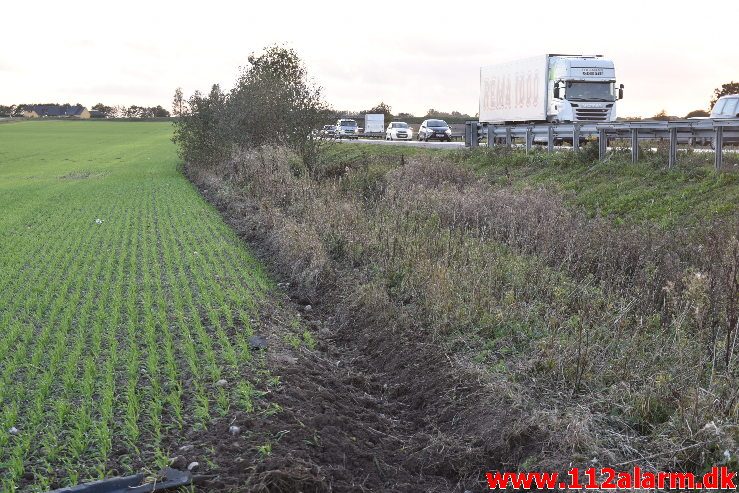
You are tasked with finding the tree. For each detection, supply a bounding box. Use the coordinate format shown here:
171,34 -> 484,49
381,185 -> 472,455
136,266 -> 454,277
365,102 -> 393,121
227,44 -> 328,171
150,105 -> 171,118
173,44 -> 329,174
92,103 -> 114,117
652,109 -> 673,121
686,109 -> 709,118
710,81 -> 739,109
172,87 -> 185,117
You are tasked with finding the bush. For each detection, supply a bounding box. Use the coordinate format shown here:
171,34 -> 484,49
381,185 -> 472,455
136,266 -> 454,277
173,45 -> 328,173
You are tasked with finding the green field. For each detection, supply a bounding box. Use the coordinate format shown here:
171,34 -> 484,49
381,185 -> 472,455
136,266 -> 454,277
0,121 -> 270,490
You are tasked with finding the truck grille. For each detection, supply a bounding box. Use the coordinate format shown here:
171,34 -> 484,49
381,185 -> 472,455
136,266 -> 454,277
575,108 -> 609,121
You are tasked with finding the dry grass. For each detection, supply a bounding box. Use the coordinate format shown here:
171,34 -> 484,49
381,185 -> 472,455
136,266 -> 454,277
189,145 -> 739,475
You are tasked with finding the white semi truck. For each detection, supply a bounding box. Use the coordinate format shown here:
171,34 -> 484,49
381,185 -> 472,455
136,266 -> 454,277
479,54 -> 624,125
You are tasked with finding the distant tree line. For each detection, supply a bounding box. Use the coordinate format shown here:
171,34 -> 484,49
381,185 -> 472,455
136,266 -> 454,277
90,103 -> 171,118
0,103 -> 170,118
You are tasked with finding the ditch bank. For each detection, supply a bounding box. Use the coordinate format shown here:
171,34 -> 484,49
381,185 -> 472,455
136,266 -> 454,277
184,166 -> 539,492
183,145 -> 738,491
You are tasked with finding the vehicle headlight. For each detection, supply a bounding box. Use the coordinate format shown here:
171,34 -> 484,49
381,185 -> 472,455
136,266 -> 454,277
445,129 -> 451,134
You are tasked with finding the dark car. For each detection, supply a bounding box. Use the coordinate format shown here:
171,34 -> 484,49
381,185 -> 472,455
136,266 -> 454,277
418,119 -> 451,142
320,125 -> 336,138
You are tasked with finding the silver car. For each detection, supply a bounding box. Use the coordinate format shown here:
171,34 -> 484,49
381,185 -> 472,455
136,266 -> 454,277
335,119 -> 359,139
711,94 -> 739,145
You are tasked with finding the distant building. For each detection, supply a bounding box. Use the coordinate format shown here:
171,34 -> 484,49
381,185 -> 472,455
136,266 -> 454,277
23,104 -> 90,119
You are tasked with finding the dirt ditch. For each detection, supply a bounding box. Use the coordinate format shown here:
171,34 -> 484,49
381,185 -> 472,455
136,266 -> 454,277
182,172 -> 538,492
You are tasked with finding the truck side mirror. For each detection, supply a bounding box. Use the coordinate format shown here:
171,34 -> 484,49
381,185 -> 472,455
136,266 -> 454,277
553,83 -> 561,100
618,84 -> 624,100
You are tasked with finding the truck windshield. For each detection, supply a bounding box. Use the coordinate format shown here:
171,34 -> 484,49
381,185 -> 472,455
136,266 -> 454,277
565,81 -> 615,101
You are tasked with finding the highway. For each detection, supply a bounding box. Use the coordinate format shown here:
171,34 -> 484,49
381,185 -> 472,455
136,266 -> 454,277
334,137 -> 738,155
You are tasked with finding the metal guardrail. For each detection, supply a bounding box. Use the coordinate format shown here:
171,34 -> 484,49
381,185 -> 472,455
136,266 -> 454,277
464,119 -> 739,170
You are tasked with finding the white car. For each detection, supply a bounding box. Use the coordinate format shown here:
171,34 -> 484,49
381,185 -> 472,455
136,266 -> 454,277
385,122 -> 413,141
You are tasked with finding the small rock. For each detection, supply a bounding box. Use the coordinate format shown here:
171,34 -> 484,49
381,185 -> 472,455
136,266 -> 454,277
178,444 -> 194,453
95,218 -> 103,224
169,456 -> 187,469
249,335 -> 268,350
215,379 -> 228,387
8,426 -> 19,435
229,425 -> 241,436
304,304 -> 312,312
272,353 -> 298,366
187,461 -> 200,472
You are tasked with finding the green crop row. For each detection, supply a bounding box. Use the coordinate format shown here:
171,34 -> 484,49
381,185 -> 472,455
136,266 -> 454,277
0,121 -> 271,491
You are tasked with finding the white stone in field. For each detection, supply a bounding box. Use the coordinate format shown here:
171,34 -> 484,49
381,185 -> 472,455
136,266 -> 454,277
8,426 -> 19,435
215,379 -> 228,387
187,461 -> 199,472
229,425 -> 241,436
95,218 -> 103,224
304,304 -> 312,312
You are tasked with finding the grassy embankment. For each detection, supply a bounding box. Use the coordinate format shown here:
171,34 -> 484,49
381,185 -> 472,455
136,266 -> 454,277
192,140 -> 738,474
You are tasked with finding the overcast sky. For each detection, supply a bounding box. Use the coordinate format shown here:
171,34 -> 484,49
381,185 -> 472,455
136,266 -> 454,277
2,0 -> 737,117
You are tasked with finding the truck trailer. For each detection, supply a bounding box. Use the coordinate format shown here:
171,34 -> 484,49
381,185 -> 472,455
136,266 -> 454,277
479,54 -> 624,125
363,113 -> 385,137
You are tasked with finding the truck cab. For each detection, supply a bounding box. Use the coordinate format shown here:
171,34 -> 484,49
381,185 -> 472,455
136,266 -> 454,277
548,55 -> 623,123
479,54 -> 623,126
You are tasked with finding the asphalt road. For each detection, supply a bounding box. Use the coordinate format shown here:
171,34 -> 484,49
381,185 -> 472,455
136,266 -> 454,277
336,138 -> 737,154
338,138 -> 465,149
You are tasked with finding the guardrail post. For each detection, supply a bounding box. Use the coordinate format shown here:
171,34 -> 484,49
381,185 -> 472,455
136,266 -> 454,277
464,121 -> 474,148
547,126 -> 554,153
525,127 -> 532,153
631,128 -> 639,163
573,123 -> 580,152
598,128 -> 607,160
714,126 -> 724,170
668,127 -> 677,168
505,127 -> 512,148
